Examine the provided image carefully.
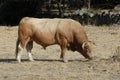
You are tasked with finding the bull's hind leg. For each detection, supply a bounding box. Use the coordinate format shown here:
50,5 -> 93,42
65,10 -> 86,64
15,39 -> 24,63
26,41 -> 34,61
16,37 -> 30,63
15,38 -> 22,63
17,44 -> 23,63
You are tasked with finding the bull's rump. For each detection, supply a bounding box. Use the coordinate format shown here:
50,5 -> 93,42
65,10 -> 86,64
19,17 -> 84,46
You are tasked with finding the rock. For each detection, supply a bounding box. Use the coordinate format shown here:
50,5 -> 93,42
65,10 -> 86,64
114,5 -> 120,11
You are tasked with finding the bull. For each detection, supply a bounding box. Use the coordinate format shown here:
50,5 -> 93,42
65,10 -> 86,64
15,17 -> 94,63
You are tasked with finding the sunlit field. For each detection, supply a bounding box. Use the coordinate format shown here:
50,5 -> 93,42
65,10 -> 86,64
0,25 -> 120,80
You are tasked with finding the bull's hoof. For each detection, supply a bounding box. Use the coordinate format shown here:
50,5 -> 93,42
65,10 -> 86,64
17,60 -> 21,63
63,60 -> 68,63
17,58 -> 21,63
29,59 -> 35,62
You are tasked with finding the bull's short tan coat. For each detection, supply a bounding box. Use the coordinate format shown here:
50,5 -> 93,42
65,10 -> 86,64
16,17 -> 94,63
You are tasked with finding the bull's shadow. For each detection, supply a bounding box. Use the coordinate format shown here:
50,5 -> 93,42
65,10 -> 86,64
0,59 -> 16,63
0,58 -> 88,63
34,59 -> 85,62
0,59 -> 33,63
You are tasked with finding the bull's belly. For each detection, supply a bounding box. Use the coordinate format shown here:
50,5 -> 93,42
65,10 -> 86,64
32,36 -> 57,47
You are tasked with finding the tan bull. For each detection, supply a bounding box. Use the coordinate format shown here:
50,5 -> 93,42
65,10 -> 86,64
15,17 -> 94,63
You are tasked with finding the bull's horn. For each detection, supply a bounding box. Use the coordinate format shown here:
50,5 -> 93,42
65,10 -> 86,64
82,41 -> 87,49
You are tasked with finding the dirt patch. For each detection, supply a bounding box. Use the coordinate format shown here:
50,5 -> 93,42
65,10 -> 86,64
0,25 -> 120,80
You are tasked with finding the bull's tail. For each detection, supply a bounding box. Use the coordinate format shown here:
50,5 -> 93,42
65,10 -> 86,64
15,38 -> 20,58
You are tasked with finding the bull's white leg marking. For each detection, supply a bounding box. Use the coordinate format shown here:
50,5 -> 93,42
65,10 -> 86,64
27,51 -> 34,62
26,45 -> 34,61
60,55 -> 68,62
60,52 -> 68,63
17,44 -> 23,63
63,53 -> 68,63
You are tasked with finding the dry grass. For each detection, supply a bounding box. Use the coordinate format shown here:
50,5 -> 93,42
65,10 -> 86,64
0,25 -> 120,80
112,46 -> 120,62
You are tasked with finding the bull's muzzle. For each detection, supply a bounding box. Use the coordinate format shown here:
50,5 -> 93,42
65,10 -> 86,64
85,54 -> 93,60
88,57 -> 93,60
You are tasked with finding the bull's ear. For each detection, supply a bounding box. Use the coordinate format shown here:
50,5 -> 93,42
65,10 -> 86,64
88,41 -> 96,46
88,41 -> 96,49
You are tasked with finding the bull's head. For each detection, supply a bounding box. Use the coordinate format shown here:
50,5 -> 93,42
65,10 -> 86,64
80,41 -> 94,60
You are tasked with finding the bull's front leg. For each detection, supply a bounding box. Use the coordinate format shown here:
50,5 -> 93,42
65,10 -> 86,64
60,38 -> 68,63
61,47 -> 68,63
